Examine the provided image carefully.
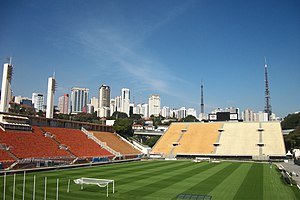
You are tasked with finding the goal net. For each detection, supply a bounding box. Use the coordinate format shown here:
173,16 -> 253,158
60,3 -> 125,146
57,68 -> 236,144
73,178 -> 114,197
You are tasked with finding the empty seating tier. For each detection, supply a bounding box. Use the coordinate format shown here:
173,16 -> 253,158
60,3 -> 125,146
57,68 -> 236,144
261,122 -> 286,156
92,131 -> 141,155
151,123 -> 190,155
151,122 -> 286,158
0,150 -> 15,162
42,127 -> 113,158
0,127 -> 72,159
215,122 -> 260,156
173,123 -> 222,155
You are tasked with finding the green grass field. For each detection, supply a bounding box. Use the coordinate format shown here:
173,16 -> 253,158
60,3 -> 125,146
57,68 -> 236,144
1,160 -> 300,199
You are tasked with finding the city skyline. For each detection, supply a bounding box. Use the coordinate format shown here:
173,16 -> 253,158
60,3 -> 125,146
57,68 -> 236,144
0,0 -> 299,117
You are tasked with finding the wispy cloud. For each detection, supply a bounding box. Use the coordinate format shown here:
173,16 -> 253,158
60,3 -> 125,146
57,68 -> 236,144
65,3 -> 193,99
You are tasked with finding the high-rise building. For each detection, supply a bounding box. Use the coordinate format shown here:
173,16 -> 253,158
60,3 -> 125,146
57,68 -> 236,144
46,76 -> 56,118
32,93 -> 44,112
90,97 -> 98,113
98,85 -> 110,117
121,88 -> 130,116
242,109 -> 254,122
110,99 -> 116,115
58,94 -> 69,114
0,62 -> 13,113
115,96 -> 122,112
133,103 -> 142,115
161,106 -> 170,118
141,104 -> 149,118
178,107 -> 187,119
70,87 -> 89,113
149,95 -> 161,117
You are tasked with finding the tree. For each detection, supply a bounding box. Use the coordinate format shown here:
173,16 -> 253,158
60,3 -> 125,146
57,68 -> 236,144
180,115 -> 199,122
145,136 -> 161,147
113,118 -> 133,137
110,111 -> 128,119
130,114 -> 142,120
284,127 -> 300,150
281,112 -> 300,130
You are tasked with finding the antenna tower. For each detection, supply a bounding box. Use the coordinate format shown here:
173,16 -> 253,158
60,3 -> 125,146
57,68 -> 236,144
200,81 -> 204,114
264,58 -> 272,120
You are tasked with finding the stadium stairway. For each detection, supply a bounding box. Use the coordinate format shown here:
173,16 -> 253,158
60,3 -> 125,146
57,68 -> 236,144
39,127 -> 77,163
167,124 -> 189,158
81,127 -> 121,160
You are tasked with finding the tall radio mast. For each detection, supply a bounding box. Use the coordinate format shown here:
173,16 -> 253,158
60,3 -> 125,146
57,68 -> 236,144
264,57 -> 272,120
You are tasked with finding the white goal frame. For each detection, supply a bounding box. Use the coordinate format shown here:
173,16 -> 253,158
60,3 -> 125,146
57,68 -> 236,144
73,178 -> 115,197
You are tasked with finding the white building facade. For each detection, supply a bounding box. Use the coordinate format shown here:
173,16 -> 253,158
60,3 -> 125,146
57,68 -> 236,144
149,95 -> 161,117
121,88 -> 130,116
32,93 -> 44,112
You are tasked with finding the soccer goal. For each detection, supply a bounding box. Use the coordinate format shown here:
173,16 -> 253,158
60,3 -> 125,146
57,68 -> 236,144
73,178 -> 115,197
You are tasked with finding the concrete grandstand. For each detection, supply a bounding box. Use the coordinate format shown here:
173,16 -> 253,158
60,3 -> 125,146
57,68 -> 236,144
151,122 -> 286,160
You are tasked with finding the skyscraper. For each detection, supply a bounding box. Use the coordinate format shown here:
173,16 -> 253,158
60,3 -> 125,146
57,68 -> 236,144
149,95 -> 161,117
70,87 -> 89,113
121,88 -> 130,116
98,85 -> 110,117
58,94 -> 69,114
32,93 -> 44,112
115,96 -> 122,112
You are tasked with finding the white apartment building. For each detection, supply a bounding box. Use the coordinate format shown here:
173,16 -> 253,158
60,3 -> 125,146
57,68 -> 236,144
242,109 -> 255,122
133,103 -> 142,115
149,94 -> 161,117
121,88 -> 130,116
141,103 -> 149,118
115,96 -> 122,112
178,107 -> 187,119
32,93 -> 44,111
58,94 -> 69,114
110,99 -> 116,115
161,106 -> 170,118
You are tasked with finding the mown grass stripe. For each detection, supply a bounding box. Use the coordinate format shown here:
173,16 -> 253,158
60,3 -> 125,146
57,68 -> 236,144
116,161 -> 197,186
263,164 -> 299,200
122,162 -> 217,198
208,163 -> 252,200
234,163 -> 263,200
179,162 -> 240,197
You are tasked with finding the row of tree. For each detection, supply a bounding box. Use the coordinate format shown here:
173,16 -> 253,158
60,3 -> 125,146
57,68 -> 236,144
282,112 -> 300,150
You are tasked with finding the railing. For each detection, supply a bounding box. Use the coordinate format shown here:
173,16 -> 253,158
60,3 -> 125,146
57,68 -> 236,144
81,127 -> 121,157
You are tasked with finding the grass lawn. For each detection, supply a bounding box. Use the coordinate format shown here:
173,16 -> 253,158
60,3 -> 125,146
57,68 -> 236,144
0,160 -> 299,199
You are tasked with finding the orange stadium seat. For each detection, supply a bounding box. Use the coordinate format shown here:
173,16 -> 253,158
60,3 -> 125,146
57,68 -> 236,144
0,127 -> 72,159
92,131 -> 141,155
42,127 -> 114,158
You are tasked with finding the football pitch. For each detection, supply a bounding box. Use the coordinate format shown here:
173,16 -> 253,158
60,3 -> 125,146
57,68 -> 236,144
1,160 -> 300,199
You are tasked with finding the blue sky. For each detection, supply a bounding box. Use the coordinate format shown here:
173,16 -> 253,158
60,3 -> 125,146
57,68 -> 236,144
0,0 -> 299,117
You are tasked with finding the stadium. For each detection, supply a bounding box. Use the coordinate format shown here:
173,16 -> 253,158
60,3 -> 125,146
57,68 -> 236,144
0,63 -> 299,199
1,116 -> 300,199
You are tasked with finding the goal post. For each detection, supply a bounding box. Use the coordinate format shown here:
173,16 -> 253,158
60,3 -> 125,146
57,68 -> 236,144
73,178 -> 115,197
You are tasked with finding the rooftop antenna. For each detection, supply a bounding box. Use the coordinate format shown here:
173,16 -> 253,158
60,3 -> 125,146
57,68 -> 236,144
264,57 -> 272,120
